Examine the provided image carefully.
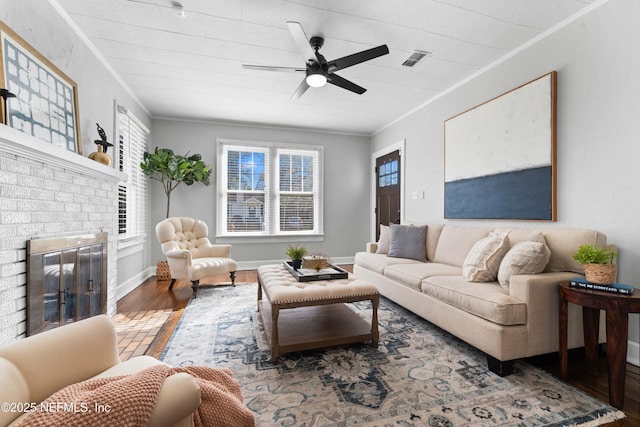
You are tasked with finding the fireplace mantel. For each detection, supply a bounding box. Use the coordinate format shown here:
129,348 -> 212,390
0,125 -> 126,182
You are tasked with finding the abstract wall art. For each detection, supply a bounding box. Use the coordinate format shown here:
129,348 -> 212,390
0,20 -> 81,154
444,71 -> 557,221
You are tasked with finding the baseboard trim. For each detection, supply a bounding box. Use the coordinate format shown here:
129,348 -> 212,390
117,267 -> 154,300
138,256 -> 355,286
235,256 -> 354,271
627,339 -> 639,367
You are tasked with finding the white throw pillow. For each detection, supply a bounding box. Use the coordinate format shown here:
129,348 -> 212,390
376,224 -> 390,254
498,237 -> 551,291
463,230 -> 510,282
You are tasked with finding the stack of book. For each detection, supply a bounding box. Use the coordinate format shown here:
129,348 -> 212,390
569,277 -> 635,295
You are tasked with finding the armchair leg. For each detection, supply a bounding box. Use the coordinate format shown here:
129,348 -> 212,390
230,271 -> 236,287
191,280 -> 199,298
168,278 -> 176,291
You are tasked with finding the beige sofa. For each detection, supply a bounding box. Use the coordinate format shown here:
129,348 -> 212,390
353,223 -> 610,376
0,315 -> 201,427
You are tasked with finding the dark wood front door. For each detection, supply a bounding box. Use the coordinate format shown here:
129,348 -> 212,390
375,150 -> 401,239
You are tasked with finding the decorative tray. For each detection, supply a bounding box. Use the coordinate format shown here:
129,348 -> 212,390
283,261 -> 349,282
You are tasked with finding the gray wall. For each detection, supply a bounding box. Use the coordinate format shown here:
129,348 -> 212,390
150,119 -> 370,266
5,0 -> 638,364
371,0 -> 640,364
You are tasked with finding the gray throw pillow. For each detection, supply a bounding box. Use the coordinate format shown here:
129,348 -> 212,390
388,224 -> 427,261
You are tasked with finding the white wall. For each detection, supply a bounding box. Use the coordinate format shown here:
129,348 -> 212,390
371,0 -> 640,365
150,119 -> 371,267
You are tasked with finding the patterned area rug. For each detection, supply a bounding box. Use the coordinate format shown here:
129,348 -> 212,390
160,284 -> 625,426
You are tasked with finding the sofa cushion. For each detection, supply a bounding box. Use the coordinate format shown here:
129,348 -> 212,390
497,236 -> 551,291
495,227 -> 606,274
376,224 -> 390,254
354,252 -> 421,275
462,231 -> 510,282
91,355 -> 165,379
433,225 -> 491,267
421,276 -> 526,326
388,224 -> 427,261
384,263 -> 463,291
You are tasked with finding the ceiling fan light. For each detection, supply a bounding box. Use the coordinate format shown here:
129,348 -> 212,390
306,73 -> 327,87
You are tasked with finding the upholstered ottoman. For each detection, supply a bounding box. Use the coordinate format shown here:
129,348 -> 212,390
257,264 -> 379,362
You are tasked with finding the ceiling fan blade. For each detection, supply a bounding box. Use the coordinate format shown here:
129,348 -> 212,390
291,78 -> 310,101
327,73 -> 366,95
286,21 -> 318,63
243,64 -> 306,73
327,45 -> 389,73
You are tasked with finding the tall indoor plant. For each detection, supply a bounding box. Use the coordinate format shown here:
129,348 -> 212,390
140,147 -> 212,218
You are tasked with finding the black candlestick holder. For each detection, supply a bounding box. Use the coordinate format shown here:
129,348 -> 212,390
0,88 -> 16,126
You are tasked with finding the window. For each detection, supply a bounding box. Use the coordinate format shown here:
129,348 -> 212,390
117,105 -> 149,240
217,139 -> 322,236
378,158 -> 398,188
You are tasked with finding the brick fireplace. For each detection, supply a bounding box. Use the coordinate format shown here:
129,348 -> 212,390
0,126 -> 124,344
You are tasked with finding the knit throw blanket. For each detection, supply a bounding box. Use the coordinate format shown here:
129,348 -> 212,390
16,365 -> 255,427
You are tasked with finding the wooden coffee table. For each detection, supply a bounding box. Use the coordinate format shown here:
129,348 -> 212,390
257,264 -> 379,363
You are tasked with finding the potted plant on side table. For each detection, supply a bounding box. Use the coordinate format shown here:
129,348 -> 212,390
572,244 -> 617,285
286,245 -> 308,270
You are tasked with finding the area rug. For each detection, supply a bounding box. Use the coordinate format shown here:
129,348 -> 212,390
160,284 -> 625,426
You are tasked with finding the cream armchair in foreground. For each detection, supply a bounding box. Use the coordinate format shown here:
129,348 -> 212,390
0,315 -> 201,427
156,217 -> 237,297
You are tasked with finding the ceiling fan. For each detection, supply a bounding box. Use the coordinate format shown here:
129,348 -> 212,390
243,21 -> 389,100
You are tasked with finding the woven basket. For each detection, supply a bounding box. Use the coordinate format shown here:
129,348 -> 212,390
584,263 -> 616,285
156,260 -> 171,281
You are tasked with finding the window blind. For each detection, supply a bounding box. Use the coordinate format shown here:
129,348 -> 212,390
117,108 -> 149,240
217,140 -> 322,236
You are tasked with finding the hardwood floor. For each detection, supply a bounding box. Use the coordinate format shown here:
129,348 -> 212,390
117,268 -> 639,426
117,270 -> 259,359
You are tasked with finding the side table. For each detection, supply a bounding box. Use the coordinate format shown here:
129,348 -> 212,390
559,281 -> 640,409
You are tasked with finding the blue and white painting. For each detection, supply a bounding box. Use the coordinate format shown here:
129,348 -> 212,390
444,72 -> 556,220
1,28 -> 79,153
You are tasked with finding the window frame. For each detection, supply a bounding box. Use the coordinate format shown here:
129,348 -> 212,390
216,138 -> 324,240
116,103 -> 149,244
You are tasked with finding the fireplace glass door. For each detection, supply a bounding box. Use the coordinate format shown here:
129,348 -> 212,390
27,233 -> 107,336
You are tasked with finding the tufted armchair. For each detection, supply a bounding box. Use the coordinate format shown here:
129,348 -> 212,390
156,217 -> 237,297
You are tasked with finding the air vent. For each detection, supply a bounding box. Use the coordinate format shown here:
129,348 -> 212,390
402,50 -> 431,67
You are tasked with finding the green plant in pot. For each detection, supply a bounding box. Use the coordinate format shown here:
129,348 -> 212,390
141,148 -> 212,281
286,245 -> 308,270
572,244 -> 617,285
140,147 -> 212,218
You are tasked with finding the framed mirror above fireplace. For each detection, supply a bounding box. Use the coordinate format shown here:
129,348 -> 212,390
26,232 -> 107,336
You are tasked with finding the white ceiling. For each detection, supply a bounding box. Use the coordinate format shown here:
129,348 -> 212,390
54,0 -> 597,135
